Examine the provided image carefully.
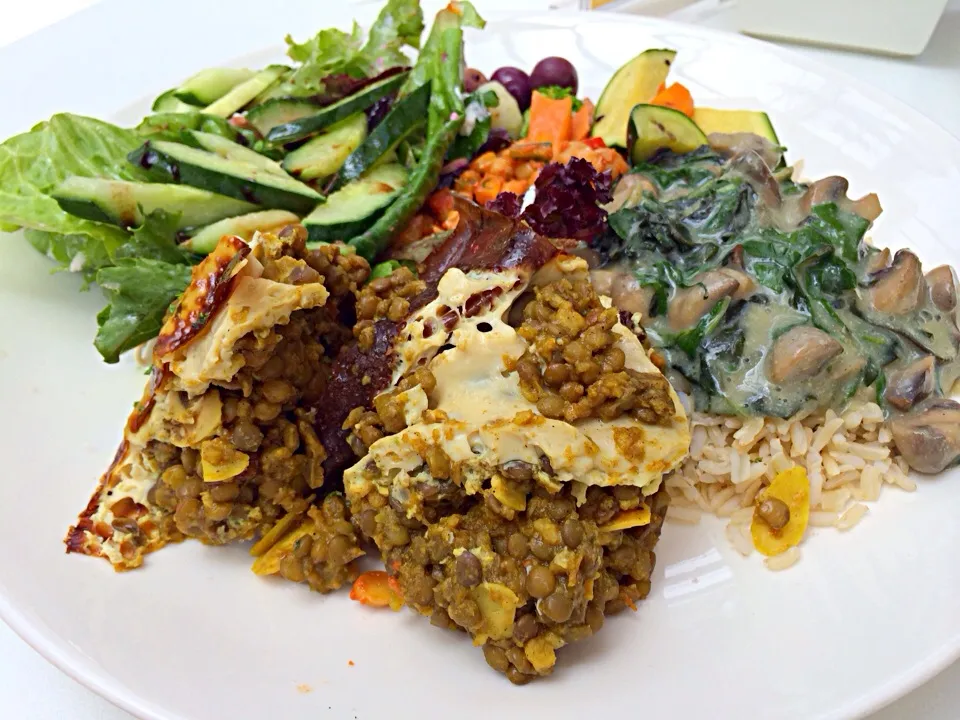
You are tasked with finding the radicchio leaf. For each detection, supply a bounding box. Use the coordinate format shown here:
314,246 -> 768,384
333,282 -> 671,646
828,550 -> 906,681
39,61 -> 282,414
520,156 -> 613,241
486,191 -> 521,217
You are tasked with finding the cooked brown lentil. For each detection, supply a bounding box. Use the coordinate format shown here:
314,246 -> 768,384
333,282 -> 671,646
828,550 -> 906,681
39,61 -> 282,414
144,231 -> 371,567
349,476 -> 669,684
514,276 -> 675,425
353,267 -> 427,352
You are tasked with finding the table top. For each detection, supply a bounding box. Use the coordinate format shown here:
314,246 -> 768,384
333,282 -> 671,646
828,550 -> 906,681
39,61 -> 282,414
1,1 -> 958,718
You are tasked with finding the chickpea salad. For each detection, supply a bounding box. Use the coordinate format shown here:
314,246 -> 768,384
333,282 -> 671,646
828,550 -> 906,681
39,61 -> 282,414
0,0 -> 955,684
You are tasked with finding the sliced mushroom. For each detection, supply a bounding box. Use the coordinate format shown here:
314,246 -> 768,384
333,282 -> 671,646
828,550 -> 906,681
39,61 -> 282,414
884,356 -> 936,411
605,172 -> 656,212
667,271 -> 739,330
767,325 -> 843,384
844,193 -> 882,222
611,273 -> 653,316
867,249 -> 925,315
865,247 -> 891,275
708,132 -> 783,170
717,267 -> 755,300
728,149 -> 781,209
802,176 -> 849,212
589,269 -> 618,297
926,265 -> 958,312
890,398 -> 960,474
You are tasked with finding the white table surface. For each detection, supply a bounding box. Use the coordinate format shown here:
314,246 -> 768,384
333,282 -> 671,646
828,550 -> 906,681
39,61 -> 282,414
1,1 -> 958,718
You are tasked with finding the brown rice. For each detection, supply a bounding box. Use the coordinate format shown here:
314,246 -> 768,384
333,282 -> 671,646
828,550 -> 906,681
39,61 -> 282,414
663,391 -> 914,566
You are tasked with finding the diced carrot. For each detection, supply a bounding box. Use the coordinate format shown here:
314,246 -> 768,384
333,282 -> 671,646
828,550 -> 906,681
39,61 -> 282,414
502,179 -> 531,195
526,91 -> 573,158
570,98 -> 595,141
473,151 -> 498,173
474,175 -> 504,206
508,142 -> 553,162
650,82 -> 694,118
349,571 -> 403,610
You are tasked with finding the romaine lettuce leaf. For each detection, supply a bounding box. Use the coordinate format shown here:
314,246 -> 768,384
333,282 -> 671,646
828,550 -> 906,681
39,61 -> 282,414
0,114 -> 146,272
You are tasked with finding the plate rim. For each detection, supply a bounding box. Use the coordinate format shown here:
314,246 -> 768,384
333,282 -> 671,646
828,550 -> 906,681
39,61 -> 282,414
1,7 -> 958,720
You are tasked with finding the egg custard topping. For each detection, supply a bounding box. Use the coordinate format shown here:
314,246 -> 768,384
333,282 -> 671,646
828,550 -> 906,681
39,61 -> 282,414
344,255 -> 690,525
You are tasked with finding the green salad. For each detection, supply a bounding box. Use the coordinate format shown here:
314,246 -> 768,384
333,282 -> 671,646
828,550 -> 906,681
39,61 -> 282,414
0,0 -> 482,362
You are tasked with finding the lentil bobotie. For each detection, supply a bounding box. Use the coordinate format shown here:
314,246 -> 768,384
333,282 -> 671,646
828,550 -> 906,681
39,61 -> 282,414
67,227 -> 370,588
349,470 -> 670,684
344,264 -> 683,683
148,234 -> 368,553
514,275 -> 675,425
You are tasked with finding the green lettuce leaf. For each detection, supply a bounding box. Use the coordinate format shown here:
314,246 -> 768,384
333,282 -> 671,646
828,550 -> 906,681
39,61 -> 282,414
93,212 -> 197,363
111,209 -> 199,265
284,0 -> 424,94
0,114 -> 146,235
94,259 -> 193,363
0,114 -> 148,274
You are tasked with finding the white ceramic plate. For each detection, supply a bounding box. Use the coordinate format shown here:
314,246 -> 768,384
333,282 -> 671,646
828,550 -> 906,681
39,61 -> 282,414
1,4 -> 959,720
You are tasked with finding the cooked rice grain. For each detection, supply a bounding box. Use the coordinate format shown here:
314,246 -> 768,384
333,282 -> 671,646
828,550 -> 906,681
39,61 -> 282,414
664,395 -> 912,567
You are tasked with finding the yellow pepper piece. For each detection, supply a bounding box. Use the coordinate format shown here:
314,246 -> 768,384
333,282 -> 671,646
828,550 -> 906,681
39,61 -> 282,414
250,522 -> 312,576
249,509 -> 306,557
599,505 -> 652,532
751,466 -> 810,557
470,582 -> 520,641
523,632 -> 565,672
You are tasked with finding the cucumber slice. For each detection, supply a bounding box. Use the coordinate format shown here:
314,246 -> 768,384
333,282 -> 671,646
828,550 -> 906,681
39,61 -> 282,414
282,113 -> 368,181
174,68 -> 256,106
151,90 -> 197,113
246,97 -> 322,136
129,140 -> 323,214
203,67 -> 286,118
477,81 -> 522,138
302,164 -> 408,242
265,72 -> 408,145
183,209 -> 299,253
186,130 -> 287,177
628,104 -> 708,164
692,108 -> 780,145
52,177 -> 255,229
331,83 -> 430,190
592,49 -> 676,148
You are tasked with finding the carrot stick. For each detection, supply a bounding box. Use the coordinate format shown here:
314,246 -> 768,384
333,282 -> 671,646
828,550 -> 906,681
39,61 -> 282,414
570,98 -> 595,141
526,90 -> 573,158
650,82 -> 695,118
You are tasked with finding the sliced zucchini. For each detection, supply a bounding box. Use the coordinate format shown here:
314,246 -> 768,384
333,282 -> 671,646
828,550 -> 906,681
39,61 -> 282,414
692,108 -> 780,145
183,209 -> 300,253
129,140 -> 323,214
173,68 -> 256,106
592,49 -> 676,148
246,97 -> 322,136
477,81 -> 522,139
52,177 -> 256,229
151,90 -> 197,114
266,72 -> 408,145
186,130 -> 287,176
331,83 -> 430,190
628,104 -> 708,164
203,66 -> 286,118
282,113 -> 368,181
302,164 -> 408,242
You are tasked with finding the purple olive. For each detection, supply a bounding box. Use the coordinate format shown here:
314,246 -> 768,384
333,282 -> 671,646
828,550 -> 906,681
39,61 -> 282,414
530,57 -> 578,95
491,66 -> 532,111
463,68 -> 488,94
